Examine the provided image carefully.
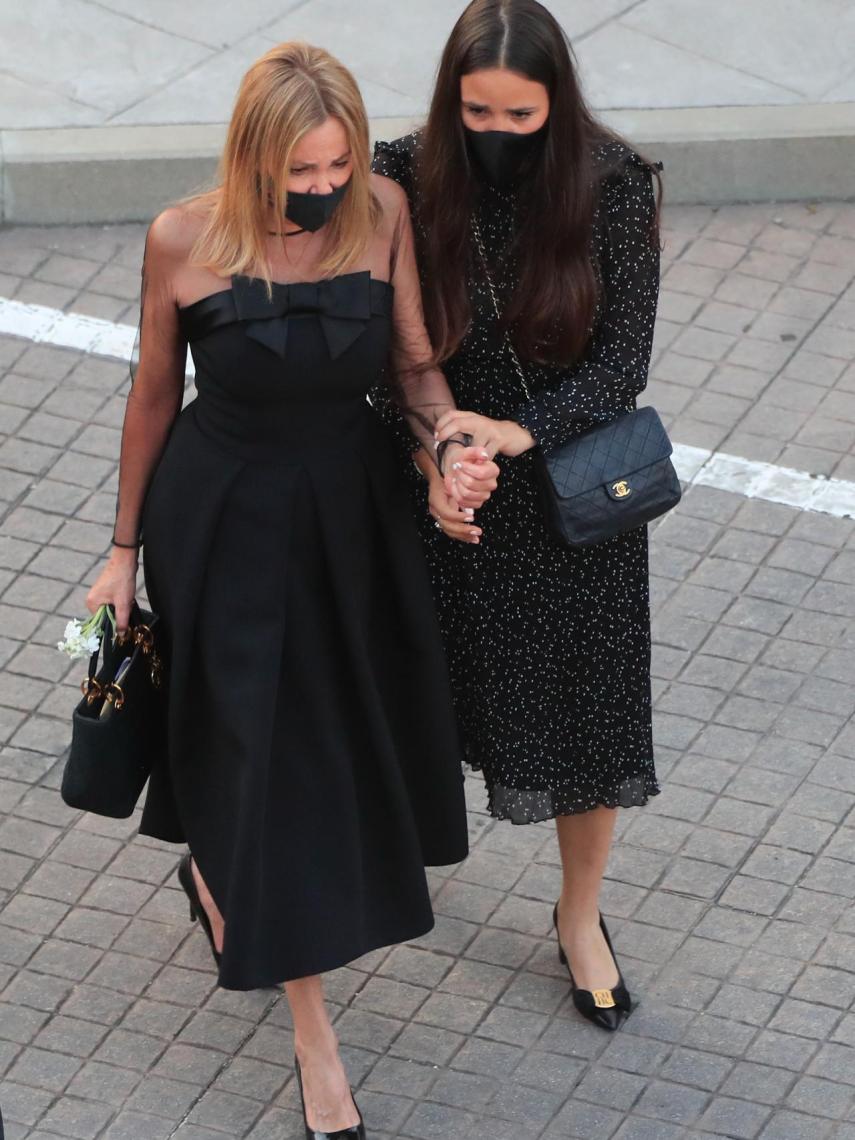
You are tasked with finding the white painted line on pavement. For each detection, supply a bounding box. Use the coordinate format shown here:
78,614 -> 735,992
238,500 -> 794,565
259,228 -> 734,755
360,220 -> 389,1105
1,295 -> 853,520
671,445 -> 855,520
0,296 -> 138,362
0,296 -> 194,376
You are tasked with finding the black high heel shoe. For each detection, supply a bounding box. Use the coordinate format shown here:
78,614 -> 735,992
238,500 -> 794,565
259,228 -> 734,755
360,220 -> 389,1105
295,1057 -> 366,1139
553,903 -> 631,1032
177,853 -> 221,968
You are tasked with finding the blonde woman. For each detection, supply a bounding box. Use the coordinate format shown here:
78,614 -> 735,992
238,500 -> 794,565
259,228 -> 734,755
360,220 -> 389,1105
85,43 -> 498,1138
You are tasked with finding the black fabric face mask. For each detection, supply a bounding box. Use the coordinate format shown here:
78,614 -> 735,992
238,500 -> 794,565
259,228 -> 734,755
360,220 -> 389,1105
285,178 -> 351,232
464,124 -> 548,187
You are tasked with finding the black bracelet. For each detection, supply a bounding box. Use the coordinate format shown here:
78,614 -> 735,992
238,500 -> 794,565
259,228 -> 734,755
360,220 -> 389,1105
112,537 -> 141,550
436,433 -> 473,476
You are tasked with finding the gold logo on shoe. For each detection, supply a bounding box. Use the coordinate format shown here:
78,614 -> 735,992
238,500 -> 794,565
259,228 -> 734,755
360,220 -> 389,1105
612,480 -> 631,499
592,989 -> 616,1008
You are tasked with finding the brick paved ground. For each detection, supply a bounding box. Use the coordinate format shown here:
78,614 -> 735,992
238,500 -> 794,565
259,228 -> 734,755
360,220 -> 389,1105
0,199 -> 854,1139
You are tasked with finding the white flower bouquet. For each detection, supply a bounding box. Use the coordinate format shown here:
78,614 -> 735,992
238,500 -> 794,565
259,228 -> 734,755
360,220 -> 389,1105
57,605 -> 116,661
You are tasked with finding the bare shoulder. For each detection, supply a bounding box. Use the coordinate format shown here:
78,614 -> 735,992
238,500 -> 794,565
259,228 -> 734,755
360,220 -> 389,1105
147,202 -> 207,261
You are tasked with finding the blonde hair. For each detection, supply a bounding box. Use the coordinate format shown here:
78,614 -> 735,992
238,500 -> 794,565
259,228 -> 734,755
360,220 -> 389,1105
189,42 -> 380,281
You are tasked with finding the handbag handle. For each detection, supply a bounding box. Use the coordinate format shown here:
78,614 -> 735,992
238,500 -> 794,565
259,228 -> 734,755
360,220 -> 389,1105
79,603 -> 161,705
471,217 -> 532,402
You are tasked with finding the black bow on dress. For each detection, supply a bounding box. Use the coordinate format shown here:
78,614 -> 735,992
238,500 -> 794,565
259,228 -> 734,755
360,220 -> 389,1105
232,271 -> 374,360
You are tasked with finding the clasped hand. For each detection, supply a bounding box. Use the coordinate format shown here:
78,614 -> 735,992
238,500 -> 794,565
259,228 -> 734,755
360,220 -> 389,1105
431,410 -> 535,545
436,410 -> 535,460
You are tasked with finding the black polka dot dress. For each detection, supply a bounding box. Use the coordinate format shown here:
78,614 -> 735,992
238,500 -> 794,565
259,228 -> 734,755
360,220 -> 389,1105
372,132 -> 661,825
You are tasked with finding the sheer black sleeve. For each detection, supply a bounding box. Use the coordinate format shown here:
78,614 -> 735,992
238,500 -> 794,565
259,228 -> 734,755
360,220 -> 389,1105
383,178 -> 462,470
368,138 -> 427,464
514,159 -> 661,453
112,212 -> 188,547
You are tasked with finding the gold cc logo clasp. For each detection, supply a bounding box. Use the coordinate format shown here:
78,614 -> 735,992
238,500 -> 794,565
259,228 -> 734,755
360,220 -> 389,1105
612,480 -> 631,499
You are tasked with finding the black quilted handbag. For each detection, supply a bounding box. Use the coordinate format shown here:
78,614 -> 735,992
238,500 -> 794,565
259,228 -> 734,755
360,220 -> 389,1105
534,406 -> 681,546
62,603 -> 166,818
473,219 -> 681,547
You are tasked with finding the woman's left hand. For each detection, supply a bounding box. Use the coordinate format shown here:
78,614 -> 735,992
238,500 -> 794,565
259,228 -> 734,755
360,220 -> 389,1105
435,411 -> 535,458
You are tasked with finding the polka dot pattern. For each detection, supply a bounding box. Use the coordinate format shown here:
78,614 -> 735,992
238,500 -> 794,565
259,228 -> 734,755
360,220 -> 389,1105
373,132 -> 661,825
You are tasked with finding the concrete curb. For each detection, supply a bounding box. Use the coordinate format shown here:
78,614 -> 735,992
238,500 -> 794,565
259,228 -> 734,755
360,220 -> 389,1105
1,104 -> 854,224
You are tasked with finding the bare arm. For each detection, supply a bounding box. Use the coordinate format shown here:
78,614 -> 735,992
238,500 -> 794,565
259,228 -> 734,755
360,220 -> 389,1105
87,212 -> 188,630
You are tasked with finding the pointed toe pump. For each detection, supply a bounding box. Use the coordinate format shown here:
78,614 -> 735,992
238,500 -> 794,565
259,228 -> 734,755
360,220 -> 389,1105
553,903 -> 631,1032
296,1058 -> 366,1140
177,853 -> 221,968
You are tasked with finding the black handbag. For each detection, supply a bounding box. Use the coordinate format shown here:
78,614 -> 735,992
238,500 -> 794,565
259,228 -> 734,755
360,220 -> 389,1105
472,219 -> 681,547
62,603 -> 166,819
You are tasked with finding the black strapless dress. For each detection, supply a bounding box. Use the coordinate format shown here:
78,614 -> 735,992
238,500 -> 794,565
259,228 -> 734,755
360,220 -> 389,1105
138,272 -> 469,990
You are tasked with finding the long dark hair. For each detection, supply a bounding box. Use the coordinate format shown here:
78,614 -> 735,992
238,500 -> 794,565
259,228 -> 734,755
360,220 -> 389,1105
419,0 -> 658,366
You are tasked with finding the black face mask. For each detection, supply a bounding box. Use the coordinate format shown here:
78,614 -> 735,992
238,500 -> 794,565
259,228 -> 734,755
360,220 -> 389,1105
464,124 -> 548,187
285,178 -> 351,232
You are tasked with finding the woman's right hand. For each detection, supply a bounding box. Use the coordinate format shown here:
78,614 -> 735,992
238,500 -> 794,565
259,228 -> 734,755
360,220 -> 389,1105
427,473 -> 482,545
86,548 -> 139,634
441,444 -> 499,510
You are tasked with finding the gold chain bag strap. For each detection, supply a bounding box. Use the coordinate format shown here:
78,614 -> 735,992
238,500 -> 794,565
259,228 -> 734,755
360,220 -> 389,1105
471,218 -> 532,401
471,217 -> 681,547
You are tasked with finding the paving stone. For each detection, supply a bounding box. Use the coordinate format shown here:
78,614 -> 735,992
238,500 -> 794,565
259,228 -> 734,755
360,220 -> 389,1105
0,1078 -> 55,1126
57,980 -> 135,1026
681,826 -> 753,868
465,1117 -> 529,1140
778,887 -> 849,930
658,856 -> 731,899
213,1055 -> 288,1102
38,1094 -> 115,1137
188,1088 -> 264,1134
748,1030 -> 819,1074
698,1095 -> 772,1138
682,1014 -> 758,1057
785,1073 -> 854,1118
0,1001 -> 49,1046
707,984 -> 781,1027
612,1117 -> 688,1140
1,970 -> 72,1016
53,906 -> 128,950
422,1068 -> 497,1115
124,1073 -> 200,1119
752,921 -> 824,961
545,1100 -> 624,1139
176,1011 -> 254,1057
463,927 -> 538,969
806,1041 -> 855,1086
6,1044 -> 83,1092
506,1049 -> 585,1097
663,754 -> 738,794
740,845 -> 812,885
400,1099 -> 477,1139
89,1027 -> 164,1074
759,1112 -> 835,1140
3,211 -> 855,1140
100,1110 -> 175,1140
659,1047 -> 733,1092
571,1064 -> 646,1112
790,965 -> 855,1010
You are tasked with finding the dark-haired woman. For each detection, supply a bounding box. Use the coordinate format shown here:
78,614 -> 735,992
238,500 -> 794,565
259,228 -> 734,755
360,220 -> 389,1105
373,0 -> 663,1031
